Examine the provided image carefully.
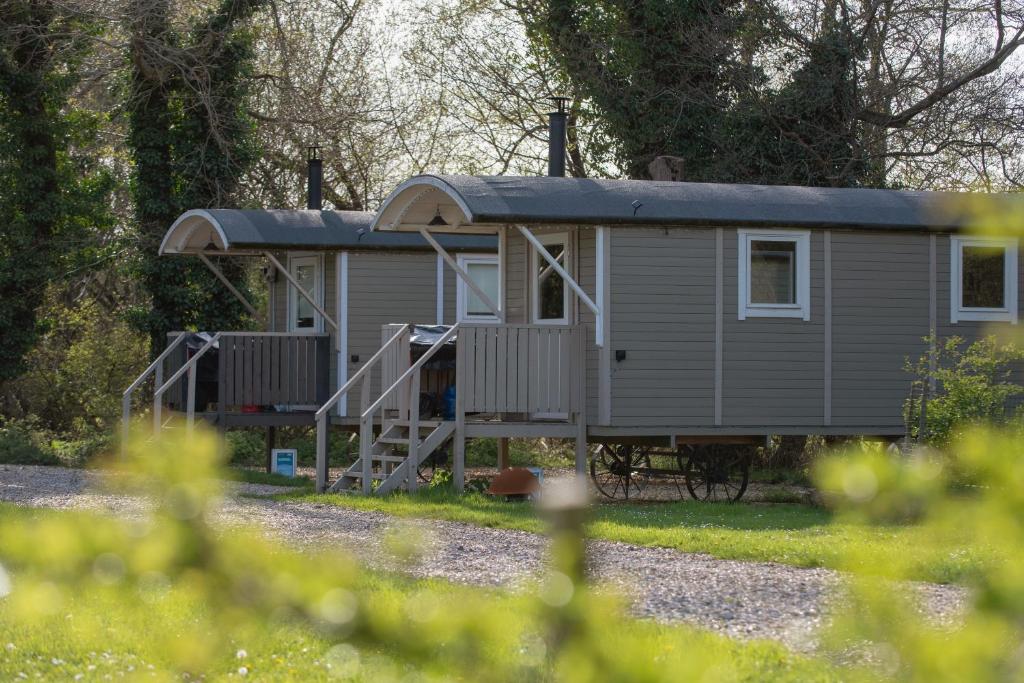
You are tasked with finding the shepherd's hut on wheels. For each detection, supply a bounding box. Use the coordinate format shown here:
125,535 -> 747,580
121,151 -> 496,468
336,106 -> 1024,500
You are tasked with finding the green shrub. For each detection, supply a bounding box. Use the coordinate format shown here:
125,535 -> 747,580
0,418 -> 58,466
905,335 -> 1024,445
1,292 -> 148,434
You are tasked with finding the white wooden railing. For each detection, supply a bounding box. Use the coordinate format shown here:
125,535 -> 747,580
314,324 -> 411,492
456,324 -> 584,415
358,324 -> 461,494
120,333 -> 190,457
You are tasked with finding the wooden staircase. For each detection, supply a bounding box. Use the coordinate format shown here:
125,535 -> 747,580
328,419 -> 455,494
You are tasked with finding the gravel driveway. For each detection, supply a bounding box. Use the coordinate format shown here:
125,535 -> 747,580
0,464 -> 965,652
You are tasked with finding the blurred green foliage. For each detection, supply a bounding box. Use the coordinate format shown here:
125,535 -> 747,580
814,428 -> 1024,680
905,335 -> 1024,446
0,424 -> 837,681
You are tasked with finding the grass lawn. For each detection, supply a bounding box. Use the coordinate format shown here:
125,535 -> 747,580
279,488 -> 987,584
0,503 -> 843,682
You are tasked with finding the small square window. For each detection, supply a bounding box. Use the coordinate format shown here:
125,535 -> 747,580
951,237 -> 1018,323
738,230 -> 810,320
456,254 -> 500,322
750,240 -> 797,304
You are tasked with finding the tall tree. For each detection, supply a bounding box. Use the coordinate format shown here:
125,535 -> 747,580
515,0 -> 1024,188
0,0 -> 114,380
126,0 -> 264,353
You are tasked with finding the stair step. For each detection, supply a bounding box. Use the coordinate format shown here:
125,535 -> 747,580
375,455 -> 408,463
388,420 -> 445,429
341,472 -> 388,480
377,436 -> 412,445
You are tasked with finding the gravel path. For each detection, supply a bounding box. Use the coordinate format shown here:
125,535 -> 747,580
0,464 -> 966,652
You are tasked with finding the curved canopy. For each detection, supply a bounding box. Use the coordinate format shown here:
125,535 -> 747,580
373,174 -> 1024,233
160,208 -> 495,255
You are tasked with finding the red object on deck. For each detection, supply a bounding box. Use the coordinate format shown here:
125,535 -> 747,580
241,404 -> 261,413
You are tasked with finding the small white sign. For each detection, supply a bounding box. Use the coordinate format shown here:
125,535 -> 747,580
271,448 -> 297,477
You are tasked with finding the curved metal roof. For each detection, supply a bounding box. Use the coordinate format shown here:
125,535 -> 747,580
160,208 -> 496,255
373,174 -> 1024,232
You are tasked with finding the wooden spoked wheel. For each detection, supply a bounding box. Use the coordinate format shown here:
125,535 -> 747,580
682,445 -> 751,502
590,444 -> 651,500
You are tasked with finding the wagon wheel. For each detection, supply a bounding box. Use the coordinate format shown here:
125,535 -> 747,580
417,440 -> 451,484
590,444 -> 651,500
683,446 -> 750,502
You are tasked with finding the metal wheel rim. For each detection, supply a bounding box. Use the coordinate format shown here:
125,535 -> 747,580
590,444 -> 651,500
684,449 -> 750,502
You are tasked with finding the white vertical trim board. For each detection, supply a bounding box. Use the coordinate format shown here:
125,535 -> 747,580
435,253 -> 444,325
336,252 -> 348,417
823,231 -> 832,426
499,226 -> 508,323
597,226 -> 611,425
714,228 -> 723,426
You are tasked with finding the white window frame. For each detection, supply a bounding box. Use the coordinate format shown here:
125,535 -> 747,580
455,253 -> 500,322
951,235 -> 1018,324
286,252 -> 324,332
738,229 -> 811,321
531,231 -> 571,325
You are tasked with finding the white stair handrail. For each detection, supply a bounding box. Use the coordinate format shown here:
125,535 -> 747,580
315,324 -> 411,420
314,324 -> 411,492
120,332 -> 189,457
362,323 -> 460,419
361,324 -> 460,495
152,333 -> 222,434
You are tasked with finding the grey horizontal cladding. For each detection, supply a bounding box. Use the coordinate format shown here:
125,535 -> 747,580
344,250 -> 440,416
830,231 -> 929,427
610,227 -> 716,426
723,227 -> 826,425
407,174 -> 1024,232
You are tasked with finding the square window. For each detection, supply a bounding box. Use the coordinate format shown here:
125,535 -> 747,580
750,240 -> 797,304
952,237 -> 1018,323
531,233 -> 571,324
738,230 -> 810,320
456,254 -> 500,321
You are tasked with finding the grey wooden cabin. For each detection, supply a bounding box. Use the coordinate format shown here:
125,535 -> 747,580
323,174 -> 1022,494
123,207 -> 495,436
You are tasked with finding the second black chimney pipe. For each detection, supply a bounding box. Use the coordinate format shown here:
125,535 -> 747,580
307,145 -> 323,210
548,97 -> 568,177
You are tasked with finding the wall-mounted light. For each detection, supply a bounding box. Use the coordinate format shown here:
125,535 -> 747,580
428,205 -> 449,227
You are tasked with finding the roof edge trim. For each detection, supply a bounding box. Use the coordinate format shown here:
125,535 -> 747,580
160,209 -> 230,254
371,175 -> 476,231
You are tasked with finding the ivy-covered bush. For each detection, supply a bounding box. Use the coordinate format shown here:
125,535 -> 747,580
905,335 -> 1024,445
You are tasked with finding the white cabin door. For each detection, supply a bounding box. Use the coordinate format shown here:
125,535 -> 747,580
287,254 -> 323,332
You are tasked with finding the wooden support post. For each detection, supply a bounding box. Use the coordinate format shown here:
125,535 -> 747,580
360,416 -> 373,495
315,415 -> 329,492
454,332 -> 466,492
574,328 -> 587,477
265,426 -> 276,474
498,437 -> 509,470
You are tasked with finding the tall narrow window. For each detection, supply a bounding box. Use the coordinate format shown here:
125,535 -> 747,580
738,229 -> 810,320
288,254 -> 322,331
952,237 -> 1018,323
531,232 -> 570,324
456,254 -> 500,322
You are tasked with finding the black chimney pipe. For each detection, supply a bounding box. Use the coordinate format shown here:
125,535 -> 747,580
547,97 -> 568,177
307,145 -> 323,210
